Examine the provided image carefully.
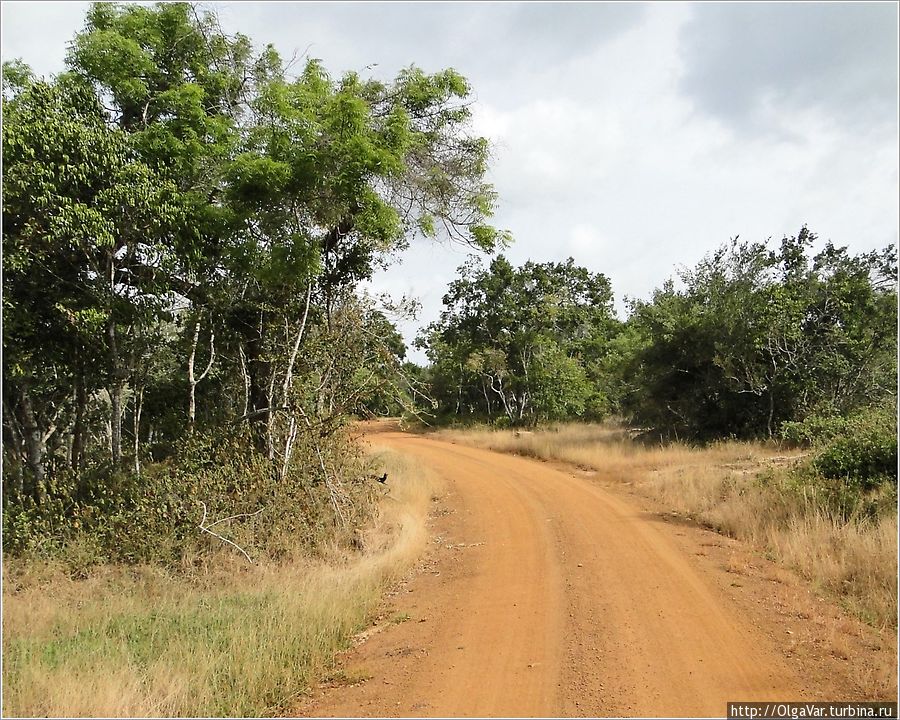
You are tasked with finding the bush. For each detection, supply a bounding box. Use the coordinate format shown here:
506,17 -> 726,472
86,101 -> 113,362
814,406 -> 897,489
777,403 -> 897,519
2,425 -> 375,569
780,404 -> 897,490
785,462 -> 896,520
780,414 -> 849,446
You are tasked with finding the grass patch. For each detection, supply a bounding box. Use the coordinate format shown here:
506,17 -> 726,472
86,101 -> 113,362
2,447 -> 440,718
436,422 -> 898,629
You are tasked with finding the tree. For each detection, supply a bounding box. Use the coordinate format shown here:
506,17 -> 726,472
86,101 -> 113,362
3,1 -> 510,518
3,71 -> 184,493
219,58 -> 510,447
420,255 -> 618,424
620,229 -> 897,439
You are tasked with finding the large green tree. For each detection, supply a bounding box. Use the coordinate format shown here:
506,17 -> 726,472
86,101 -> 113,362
220,58 -> 508,449
420,255 -> 619,424
620,229 -> 897,439
66,2 -> 508,451
3,1 -> 508,514
2,71 -> 185,494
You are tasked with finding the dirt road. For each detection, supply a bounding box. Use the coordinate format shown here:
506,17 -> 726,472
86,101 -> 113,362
296,430 -> 882,717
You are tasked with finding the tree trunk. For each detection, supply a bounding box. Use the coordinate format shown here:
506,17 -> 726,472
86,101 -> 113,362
246,339 -> 269,417
4,396 -> 27,497
72,361 -> 87,473
107,317 -> 127,466
109,380 -> 124,466
65,430 -> 73,468
518,391 -> 528,423
488,375 -> 515,423
18,387 -> 46,504
188,321 -> 199,432
281,417 -> 297,481
481,379 -> 492,417
244,324 -> 271,453
133,386 -> 143,476
266,373 -> 276,461
238,343 -> 250,417
187,320 -> 215,433
281,283 -> 312,405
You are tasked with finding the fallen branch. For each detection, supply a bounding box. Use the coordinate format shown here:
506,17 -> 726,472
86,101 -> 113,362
198,501 -> 263,564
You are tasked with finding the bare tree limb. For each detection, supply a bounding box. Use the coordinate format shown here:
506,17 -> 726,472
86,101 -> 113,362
282,282 -> 313,403
198,500 -> 262,563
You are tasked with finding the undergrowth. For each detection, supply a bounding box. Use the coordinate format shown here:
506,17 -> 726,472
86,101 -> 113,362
2,447 -> 439,717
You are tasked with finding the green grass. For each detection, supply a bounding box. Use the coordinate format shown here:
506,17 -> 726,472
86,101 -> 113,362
2,448 -> 439,718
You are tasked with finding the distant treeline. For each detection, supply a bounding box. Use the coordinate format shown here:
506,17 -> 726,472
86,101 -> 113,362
416,230 -> 897,488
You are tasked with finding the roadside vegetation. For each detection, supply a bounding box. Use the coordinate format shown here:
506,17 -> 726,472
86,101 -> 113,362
418,229 -> 896,440
3,448 -> 438,717
418,224 -> 897,630
3,1 -> 501,566
3,2 -> 496,715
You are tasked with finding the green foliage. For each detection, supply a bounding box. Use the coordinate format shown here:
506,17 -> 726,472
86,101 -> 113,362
419,255 -> 619,425
781,414 -> 850,446
620,229 -> 897,440
3,67 -> 189,495
3,2 -> 507,567
3,426 -> 372,566
529,339 -> 593,421
777,404 -> 897,519
811,405 -> 897,489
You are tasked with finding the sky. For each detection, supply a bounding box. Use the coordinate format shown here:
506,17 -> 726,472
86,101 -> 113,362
3,1 -> 898,362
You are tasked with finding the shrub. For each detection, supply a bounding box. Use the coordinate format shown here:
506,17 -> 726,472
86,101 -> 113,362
814,406 -> 897,489
781,414 -> 849,446
780,404 -> 897,491
2,425 -> 375,569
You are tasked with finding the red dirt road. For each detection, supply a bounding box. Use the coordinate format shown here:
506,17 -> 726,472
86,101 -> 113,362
295,430 -> 893,717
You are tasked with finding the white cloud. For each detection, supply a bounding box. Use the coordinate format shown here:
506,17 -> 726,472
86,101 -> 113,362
568,224 -> 604,255
678,3 -> 898,135
3,1 -> 896,364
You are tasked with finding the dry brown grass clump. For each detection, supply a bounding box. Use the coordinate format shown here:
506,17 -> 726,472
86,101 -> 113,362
2,448 -> 439,718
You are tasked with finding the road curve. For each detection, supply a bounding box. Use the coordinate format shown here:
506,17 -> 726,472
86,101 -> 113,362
301,430 -> 806,717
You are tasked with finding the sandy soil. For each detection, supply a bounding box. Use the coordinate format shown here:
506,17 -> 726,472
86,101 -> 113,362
293,427 -> 897,718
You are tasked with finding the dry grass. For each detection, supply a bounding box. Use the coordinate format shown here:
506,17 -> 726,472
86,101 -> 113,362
436,423 -> 898,628
2,448 -> 439,718
767,513 -> 898,627
435,423 -> 770,481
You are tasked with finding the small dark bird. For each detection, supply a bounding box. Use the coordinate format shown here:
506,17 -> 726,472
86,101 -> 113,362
377,472 -> 388,484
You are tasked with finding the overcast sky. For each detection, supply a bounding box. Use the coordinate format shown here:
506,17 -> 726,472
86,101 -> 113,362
3,1 -> 898,362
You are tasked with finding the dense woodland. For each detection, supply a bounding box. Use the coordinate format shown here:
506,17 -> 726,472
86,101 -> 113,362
2,2 -> 507,561
420,232 -> 896,440
3,2 -> 897,565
